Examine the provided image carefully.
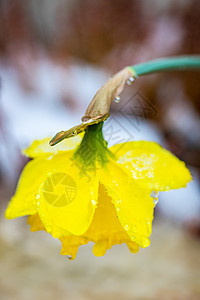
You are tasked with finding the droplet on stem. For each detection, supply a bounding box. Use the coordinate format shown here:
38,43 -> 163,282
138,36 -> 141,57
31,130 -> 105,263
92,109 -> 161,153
114,96 -> 120,103
126,76 -> 135,85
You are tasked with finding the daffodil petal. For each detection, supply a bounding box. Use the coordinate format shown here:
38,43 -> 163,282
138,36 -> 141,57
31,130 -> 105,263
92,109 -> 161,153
37,152 -> 99,238
85,184 -> 139,256
27,213 -> 80,259
60,184 -> 139,258
27,213 -> 45,232
23,133 -> 83,158
60,235 -> 89,260
100,161 -> 154,248
5,158 -> 51,219
110,141 -> 191,191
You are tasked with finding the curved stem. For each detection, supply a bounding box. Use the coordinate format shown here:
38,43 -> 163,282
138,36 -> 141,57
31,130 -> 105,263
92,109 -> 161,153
50,55 -> 200,146
129,56 -> 200,77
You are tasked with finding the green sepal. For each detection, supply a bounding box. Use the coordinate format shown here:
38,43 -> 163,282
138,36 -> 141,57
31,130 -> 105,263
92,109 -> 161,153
73,122 -> 114,173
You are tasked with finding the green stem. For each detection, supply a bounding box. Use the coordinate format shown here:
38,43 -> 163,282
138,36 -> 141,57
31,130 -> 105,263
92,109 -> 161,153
50,55 -> 200,148
129,56 -> 200,77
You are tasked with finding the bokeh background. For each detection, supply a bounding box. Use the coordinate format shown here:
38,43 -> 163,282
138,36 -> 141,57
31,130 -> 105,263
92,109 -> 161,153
0,0 -> 200,299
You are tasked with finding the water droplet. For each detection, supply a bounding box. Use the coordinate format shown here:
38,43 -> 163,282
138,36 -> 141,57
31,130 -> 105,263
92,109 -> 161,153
67,255 -> 72,260
116,207 -> 120,212
91,199 -> 97,206
83,118 -> 93,124
114,96 -> 120,103
151,191 -> 159,206
142,237 -> 150,247
153,198 -> 158,205
126,76 -> 135,85
36,193 -> 40,199
47,155 -> 53,160
124,224 -> 129,231
147,222 -> 151,234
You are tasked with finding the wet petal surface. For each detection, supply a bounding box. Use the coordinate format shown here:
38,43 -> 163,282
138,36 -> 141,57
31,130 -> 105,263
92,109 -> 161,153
5,158 -> 51,219
110,141 -> 191,191
60,184 -> 139,259
100,161 -> 154,248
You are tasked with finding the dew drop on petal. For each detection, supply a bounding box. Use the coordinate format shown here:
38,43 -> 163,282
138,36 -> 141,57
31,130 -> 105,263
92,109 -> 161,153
67,255 -> 72,260
116,199 -> 121,205
36,193 -> 40,199
151,191 -> 159,206
47,155 -> 53,160
153,198 -> 158,205
91,199 -> 97,206
147,221 -> 151,234
142,237 -> 150,247
114,96 -> 120,103
124,224 -> 129,231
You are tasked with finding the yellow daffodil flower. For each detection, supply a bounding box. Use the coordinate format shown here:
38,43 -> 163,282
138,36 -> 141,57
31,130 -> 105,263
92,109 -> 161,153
5,122 -> 191,259
6,57 -> 199,259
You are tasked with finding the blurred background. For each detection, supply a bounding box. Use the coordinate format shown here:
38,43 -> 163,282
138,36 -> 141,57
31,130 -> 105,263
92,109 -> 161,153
0,0 -> 200,299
